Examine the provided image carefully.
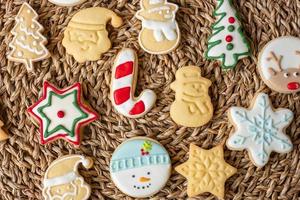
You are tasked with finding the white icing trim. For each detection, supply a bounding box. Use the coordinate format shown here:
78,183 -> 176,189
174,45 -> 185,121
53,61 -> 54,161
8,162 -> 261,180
15,39 -> 45,55
48,0 -> 87,6
149,0 -> 164,4
142,19 -> 177,41
148,6 -> 170,13
44,172 -> 77,187
20,24 -> 40,40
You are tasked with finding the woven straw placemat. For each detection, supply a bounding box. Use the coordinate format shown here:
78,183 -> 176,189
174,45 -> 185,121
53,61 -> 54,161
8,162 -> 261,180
0,0 -> 299,199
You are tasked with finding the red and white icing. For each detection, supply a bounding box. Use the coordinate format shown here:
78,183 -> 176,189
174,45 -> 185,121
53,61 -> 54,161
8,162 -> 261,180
111,49 -> 156,118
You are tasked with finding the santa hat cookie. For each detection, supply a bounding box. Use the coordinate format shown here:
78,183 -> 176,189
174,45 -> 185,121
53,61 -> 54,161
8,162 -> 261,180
42,155 -> 93,200
62,7 -> 122,63
258,36 -> 300,93
136,0 -> 180,54
205,0 -> 250,69
27,81 -> 98,147
110,137 -> 171,198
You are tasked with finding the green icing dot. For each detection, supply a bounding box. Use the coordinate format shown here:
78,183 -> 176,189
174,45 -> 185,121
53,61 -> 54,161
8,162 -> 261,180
228,25 -> 235,32
226,43 -> 234,50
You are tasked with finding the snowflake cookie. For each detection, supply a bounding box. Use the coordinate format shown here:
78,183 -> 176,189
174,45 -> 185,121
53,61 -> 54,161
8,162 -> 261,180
175,144 -> 236,198
28,81 -> 98,146
227,93 -> 293,167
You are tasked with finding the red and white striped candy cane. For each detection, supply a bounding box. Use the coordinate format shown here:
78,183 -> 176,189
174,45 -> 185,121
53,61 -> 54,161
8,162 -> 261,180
111,48 -> 156,118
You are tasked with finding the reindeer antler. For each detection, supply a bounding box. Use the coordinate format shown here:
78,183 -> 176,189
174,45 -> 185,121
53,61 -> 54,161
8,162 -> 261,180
267,51 -> 283,71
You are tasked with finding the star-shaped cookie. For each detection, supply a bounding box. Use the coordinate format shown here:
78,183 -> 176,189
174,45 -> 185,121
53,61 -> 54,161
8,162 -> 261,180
175,144 -> 237,198
28,81 -> 98,146
226,93 -> 293,167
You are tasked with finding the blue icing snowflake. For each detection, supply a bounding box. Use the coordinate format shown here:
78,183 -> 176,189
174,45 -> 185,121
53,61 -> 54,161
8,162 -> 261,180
227,93 -> 293,167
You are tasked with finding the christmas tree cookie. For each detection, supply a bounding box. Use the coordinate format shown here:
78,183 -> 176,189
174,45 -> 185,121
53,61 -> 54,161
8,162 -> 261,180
227,93 -> 293,167
28,81 -> 98,147
206,0 -> 250,69
8,2 -> 49,71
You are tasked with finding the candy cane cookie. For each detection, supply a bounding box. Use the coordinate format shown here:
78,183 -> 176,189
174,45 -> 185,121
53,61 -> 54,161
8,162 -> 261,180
110,48 -> 156,118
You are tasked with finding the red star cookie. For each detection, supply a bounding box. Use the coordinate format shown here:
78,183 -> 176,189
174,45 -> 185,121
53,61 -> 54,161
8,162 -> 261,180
28,81 -> 98,146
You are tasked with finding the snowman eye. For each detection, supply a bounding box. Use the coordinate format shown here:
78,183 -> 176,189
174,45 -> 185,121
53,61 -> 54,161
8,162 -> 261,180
132,175 -> 135,178
284,73 -> 290,78
294,72 -> 299,77
147,172 -> 150,175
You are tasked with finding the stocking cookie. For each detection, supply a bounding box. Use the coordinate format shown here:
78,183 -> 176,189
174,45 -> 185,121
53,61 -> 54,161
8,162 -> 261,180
62,7 -> 123,63
0,120 -> 8,141
258,36 -> 300,93
175,144 -> 237,198
110,137 -> 171,198
110,48 -> 156,118
27,81 -> 98,146
136,0 -> 180,54
227,93 -> 293,167
49,0 -> 87,6
205,0 -> 250,69
43,155 -> 93,200
8,2 -> 49,71
170,66 -> 213,127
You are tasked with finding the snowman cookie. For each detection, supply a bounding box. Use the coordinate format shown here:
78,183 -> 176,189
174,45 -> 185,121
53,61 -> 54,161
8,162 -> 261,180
48,0 -> 87,6
136,0 -> 180,54
110,48 -> 156,118
27,81 -> 98,146
110,137 -> 171,198
62,7 -> 122,63
42,155 -> 93,200
170,66 -> 213,127
227,93 -> 293,167
258,36 -> 300,93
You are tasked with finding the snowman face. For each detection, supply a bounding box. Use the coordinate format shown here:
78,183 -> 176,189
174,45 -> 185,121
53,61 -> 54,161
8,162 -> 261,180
111,164 -> 171,198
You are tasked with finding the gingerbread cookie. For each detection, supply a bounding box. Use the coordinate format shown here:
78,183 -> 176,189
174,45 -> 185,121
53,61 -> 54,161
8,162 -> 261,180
136,0 -> 180,54
110,48 -> 156,118
27,81 -> 98,146
43,155 -> 93,200
62,7 -> 122,63
8,2 -> 49,71
0,120 -> 8,141
227,93 -> 293,167
170,66 -> 213,127
175,144 -> 237,198
110,137 -> 171,198
49,0 -> 87,6
258,36 -> 300,93
205,0 -> 250,69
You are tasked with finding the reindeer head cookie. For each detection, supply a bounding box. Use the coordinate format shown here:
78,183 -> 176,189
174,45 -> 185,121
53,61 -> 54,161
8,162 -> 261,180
258,36 -> 300,93
136,0 -> 180,54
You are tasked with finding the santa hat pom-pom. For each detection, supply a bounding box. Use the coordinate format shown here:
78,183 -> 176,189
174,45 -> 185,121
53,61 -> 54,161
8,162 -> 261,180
81,157 -> 93,169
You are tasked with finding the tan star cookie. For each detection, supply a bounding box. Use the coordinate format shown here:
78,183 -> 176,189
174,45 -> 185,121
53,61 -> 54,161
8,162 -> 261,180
175,144 -> 237,198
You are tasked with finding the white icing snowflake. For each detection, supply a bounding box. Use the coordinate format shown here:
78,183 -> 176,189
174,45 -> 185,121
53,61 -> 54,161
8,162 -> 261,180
227,93 -> 293,167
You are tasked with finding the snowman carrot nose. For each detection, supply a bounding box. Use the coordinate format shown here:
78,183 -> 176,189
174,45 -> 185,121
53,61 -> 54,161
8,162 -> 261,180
139,177 -> 151,182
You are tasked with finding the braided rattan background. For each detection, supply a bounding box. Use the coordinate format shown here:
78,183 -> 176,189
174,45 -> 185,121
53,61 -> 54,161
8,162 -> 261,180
0,0 -> 299,199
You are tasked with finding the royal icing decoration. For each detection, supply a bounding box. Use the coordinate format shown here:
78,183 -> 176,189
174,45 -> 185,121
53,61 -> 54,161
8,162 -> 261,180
258,36 -> 300,93
0,120 -> 8,141
110,137 -> 171,198
62,7 -> 122,63
175,144 -> 237,198
170,66 -> 213,127
227,93 -> 293,167
42,155 -> 93,200
110,48 -> 156,118
8,2 -> 49,71
48,0 -> 87,6
27,81 -> 98,146
205,0 -> 250,69
136,0 -> 180,54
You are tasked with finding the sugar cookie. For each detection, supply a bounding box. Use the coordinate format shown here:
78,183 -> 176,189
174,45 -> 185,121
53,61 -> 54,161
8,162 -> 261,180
227,93 -> 293,167
136,0 -> 180,54
0,120 -> 8,141
110,48 -> 156,118
42,155 -> 93,200
205,0 -> 250,69
175,144 -> 237,198
258,36 -> 300,93
8,2 -> 49,71
49,0 -> 87,6
110,137 -> 171,198
170,66 -> 213,127
27,81 -> 98,146
62,7 -> 123,63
